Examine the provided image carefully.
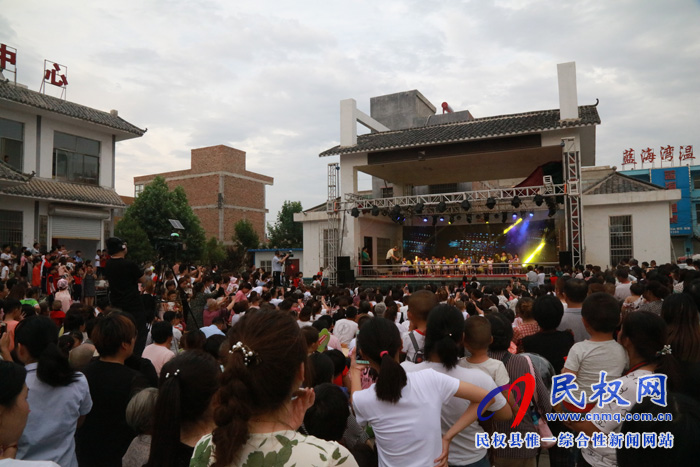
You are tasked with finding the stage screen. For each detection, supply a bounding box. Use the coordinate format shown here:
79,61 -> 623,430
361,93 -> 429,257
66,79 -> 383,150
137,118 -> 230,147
402,219 -> 558,263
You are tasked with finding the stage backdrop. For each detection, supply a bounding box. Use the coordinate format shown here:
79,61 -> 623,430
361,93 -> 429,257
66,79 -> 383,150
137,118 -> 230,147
402,219 -> 558,263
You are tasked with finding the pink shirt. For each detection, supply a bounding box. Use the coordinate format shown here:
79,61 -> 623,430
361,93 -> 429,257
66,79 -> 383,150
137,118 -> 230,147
142,343 -> 175,376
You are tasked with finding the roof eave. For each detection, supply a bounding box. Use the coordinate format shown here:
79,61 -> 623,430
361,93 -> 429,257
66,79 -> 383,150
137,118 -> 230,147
0,191 -> 125,208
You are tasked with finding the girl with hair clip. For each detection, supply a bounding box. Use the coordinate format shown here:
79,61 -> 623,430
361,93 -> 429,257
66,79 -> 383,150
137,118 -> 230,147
403,305 -> 512,467
565,311 -> 682,467
190,310 -> 357,467
145,351 -> 220,467
350,317 -> 498,467
13,315 -> 92,467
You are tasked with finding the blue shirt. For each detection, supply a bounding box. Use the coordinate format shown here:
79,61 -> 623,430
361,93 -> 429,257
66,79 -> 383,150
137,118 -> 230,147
17,363 -> 92,467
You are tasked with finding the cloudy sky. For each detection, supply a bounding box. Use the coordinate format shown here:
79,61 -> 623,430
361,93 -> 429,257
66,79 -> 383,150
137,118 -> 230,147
2,0 -> 698,225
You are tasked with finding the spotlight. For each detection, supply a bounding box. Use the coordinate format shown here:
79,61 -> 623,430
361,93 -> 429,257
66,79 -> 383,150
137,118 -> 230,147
371,205 -> 379,216
534,194 -> 544,206
484,213 -> 489,222
381,209 -> 388,216
414,202 -> 424,214
501,212 -> 507,223
529,211 -> 534,218
467,214 -> 472,223
511,196 -> 521,208
512,213 -> 518,219
461,199 -> 471,211
439,216 -> 445,222
437,201 -> 447,213
351,207 -> 360,218
391,205 -> 402,216
423,217 -> 429,223
486,197 -> 496,209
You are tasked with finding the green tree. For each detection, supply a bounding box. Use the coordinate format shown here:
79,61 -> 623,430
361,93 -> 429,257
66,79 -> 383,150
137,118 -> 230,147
114,215 -> 154,264
233,219 -> 260,250
267,201 -> 303,248
120,176 -> 206,262
202,237 -> 227,266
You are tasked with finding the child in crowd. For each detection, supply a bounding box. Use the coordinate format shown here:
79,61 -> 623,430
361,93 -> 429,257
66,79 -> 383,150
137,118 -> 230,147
142,321 -> 175,377
561,292 -> 627,413
162,311 -> 182,355
522,295 -> 575,374
401,289 -> 438,362
460,316 -> 510,388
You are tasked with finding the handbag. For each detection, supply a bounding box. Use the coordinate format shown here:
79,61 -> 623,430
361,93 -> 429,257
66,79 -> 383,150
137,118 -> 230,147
524,355 -> 556,449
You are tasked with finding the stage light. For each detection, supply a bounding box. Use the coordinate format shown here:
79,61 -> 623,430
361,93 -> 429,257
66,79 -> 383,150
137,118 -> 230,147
512,213 -> 518,219
437,201 -> 447,213
486,197 -> 496,209
501,212 -> 507,223
414,202 -> 424,214
391,205 -> 402,216
534,194 -> 544,206
461,199 -> 471,211
523,240 -> 546,265
423,217 -> 429,223
467,214 -> 472,223
511,196 -> 521,208
439,216 -> 445,222
371,205 -> 379,216
503,218 -> 523,234
351,207 -> 360,218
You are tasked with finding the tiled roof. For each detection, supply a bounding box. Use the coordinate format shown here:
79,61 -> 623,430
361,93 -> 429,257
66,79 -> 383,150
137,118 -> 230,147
0,161 -> 32,182
0,177 -> 125,207
320,105 -> 600,157
583,172 -> 664,195
0,81 -> 145,136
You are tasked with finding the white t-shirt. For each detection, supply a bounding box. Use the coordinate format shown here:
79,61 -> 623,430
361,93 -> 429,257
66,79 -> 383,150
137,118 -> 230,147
564,339 -> 628,403
333,318 -> 358,346
352,369 -> 460,467
401,330 -> 425,363
402,361 -> 507,465
582,370 -> 651,467
0,265 -> 8,280
537,272 -> 545,286
458,357 -> 510,387
614,283 -> 632,301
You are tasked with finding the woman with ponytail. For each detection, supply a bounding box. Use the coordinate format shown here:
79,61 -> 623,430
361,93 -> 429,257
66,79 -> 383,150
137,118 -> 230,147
14,315 -> 92,467
190,310 -> 357,467
350,316 -> 499,467
145,351 -> 219,467
565,311 -> 682,467
403,305 -> 512,467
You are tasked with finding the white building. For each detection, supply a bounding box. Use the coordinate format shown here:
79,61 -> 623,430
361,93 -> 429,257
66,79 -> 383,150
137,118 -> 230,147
0,80 -> 144,254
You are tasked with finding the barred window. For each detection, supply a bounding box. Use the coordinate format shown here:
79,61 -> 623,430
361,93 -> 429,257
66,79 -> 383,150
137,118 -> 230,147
0,210 -> 23,247
609,215 -> 633,267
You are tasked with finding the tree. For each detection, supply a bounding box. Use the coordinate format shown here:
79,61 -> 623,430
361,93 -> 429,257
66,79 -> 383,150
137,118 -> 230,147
201,237 -> 227,266
114,215 -> 154,265
119,176 -> 206,263
267,201 -> 303,248
233,219 -> 260,250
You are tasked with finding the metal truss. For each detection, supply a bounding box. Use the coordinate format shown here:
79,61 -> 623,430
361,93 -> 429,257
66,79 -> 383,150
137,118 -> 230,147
325,163 -> 340,285
562,137 -> 584,267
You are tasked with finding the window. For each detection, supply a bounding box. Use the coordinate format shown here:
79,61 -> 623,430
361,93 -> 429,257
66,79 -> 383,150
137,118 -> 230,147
260,260 -> 272,272
134,184 -> 144,197
53,132 -> 100,185
0,210 -> 23,247
380,187 -> 394,198
0,118 -> 24,171
429,183 -> 458,195
693,176 -> 700,191
609,215 -> 633,267
39,215 -> 48,250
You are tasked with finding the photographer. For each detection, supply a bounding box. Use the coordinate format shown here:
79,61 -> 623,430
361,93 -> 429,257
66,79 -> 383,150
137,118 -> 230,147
272,250 -> 290,288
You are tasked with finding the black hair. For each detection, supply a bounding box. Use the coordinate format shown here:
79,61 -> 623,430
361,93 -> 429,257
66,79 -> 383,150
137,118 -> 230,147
163,311 -> 177,323
0,360 -> 26,407
63,311 -> 84,333
21,303 -> 36,319
312,315 -> 333,332
581,292 -> 621,333
663,293 -> 700,363
203,334 -> 227,361
563,278 -> 588,303
303,383 -> 350,442
424,305 -> 464,370
618,392 -> 700,466
645,280 -> 670,300
533,295 -> 565,330
308,352 -> 335,387
15,315 -> 78,387
345,306 -> 358,320
150,321 -> 173,345
182,330 -> 206,351
145,351 -> 220,467
323,349 -> 347,378
357,318 -> 406,403
485,313 -> 513,351
630,282 -> 645,296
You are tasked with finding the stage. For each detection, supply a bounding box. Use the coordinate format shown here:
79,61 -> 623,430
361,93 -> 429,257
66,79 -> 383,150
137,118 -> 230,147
355,273 -> 529,290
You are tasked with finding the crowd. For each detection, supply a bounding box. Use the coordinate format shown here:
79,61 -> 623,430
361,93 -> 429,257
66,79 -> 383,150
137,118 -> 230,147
1,238 -> 700,467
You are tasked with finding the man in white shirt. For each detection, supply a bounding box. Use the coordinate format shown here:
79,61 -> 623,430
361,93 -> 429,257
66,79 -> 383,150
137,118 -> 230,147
614,268 -> 633,300
200,317 -> 227,338
526,266 -> 538,291
271,250 -> 290,287
333,307 -> 359,346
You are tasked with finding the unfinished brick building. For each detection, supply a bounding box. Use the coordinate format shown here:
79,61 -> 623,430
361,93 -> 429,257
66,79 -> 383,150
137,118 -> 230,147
134,145 -> 273,244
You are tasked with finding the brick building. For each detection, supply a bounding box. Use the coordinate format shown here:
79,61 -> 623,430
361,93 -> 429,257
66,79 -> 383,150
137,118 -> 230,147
134,145 -> 273,244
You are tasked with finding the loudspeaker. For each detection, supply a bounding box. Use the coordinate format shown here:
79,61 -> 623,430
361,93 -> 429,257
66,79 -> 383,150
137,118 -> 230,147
337,256 -> 351,270
559,251 -> 573,268
337,269 -> 355,284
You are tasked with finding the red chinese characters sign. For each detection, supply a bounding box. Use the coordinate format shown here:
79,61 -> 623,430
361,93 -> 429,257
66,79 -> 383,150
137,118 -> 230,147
623,145 -> 694,167
0,43 -> 16,70
43,61 -> 68,87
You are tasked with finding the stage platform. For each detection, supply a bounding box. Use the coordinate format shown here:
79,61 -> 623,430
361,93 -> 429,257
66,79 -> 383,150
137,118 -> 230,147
354,274 -> 526,290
